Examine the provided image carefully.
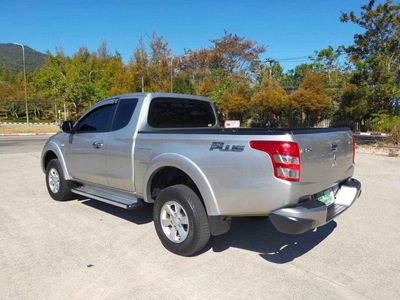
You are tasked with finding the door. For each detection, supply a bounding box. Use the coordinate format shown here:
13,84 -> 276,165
65,102 -> 116,186
106,98 -> 139,191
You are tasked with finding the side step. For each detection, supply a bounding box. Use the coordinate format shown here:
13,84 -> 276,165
71,185 -> 143,210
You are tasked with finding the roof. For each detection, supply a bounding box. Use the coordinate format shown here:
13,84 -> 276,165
98,92 -> 211,105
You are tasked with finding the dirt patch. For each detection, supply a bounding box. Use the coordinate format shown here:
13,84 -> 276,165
357,144 -> 400,157
0,124 -> 58,134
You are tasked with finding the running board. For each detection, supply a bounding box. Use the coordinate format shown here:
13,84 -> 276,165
71,185 -> 142,210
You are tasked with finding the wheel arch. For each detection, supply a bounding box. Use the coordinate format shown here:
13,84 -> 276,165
41,141 -> 71,180
144,153 -> 220,216
43,150 -> 58,170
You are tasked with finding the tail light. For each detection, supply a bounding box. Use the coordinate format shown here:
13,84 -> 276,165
352,135 -> 356,164
249,141 -> 300,182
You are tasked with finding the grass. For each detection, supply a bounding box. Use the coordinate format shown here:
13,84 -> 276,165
0,124 -> 59,134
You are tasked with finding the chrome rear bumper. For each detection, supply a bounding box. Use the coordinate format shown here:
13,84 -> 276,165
270,178 -> 361,235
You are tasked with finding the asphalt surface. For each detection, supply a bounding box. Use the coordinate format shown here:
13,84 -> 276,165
1,137 -> 400,299
0,135 -> 50,154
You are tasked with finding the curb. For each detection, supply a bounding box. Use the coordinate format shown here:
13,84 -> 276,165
354,132 -> 389,137
0,133 -> 56,136
0,122 -> 57,126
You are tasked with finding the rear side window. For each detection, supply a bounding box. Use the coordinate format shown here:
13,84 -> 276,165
112,99 -> 138,131
148,97 -> 216,128
76,104 -> 115,133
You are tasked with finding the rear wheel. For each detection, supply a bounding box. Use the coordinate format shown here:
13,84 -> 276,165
45,159 -> 74,201
153,184 -> 210,256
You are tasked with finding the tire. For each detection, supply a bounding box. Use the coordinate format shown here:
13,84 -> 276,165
45,159 -> 75,201
153,184 -> 210,256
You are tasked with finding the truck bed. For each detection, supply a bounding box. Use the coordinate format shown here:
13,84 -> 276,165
136,126 -> 354,215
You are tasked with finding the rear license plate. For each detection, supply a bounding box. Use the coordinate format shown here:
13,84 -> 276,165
314,188 -> 335,206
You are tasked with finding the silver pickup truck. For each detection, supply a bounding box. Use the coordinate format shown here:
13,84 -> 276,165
41,93 -> 361,256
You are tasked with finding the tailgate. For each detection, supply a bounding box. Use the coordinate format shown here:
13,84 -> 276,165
293,130 -> 354,185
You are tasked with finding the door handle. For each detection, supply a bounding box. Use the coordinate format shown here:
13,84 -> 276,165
92,141 -> 104,149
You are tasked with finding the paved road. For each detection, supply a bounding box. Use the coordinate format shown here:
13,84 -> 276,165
0,140 -> 400,299
0,135 -> 50,154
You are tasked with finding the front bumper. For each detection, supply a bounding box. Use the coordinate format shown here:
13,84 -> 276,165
270,178 -> 361,235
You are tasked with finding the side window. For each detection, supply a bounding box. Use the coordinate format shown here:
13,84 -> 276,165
76,104 -> 115,133
111,99 -> 138,131
148,98 -> 216,128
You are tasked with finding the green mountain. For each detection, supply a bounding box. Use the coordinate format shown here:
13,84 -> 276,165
0,43 -> 46,73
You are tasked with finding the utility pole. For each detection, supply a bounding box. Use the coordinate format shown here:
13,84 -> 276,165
13,43 -> 29,124
54,102 -> 57,123
170,56 -> 174,93
265,58 -> 275,84
269,65 -> 272,81
63,102 -> 67,121
141,76 -> 144,92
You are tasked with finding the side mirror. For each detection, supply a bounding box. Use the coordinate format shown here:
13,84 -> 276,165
60,121 -> 74,133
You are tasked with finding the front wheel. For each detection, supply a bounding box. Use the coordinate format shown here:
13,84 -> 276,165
45,159 -> 74,201
153,184 -> 210,256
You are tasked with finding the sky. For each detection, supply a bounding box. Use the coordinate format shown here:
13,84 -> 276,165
0,0 -> 371,70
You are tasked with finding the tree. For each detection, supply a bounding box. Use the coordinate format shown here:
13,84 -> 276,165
179,32 -> 265,84
7,27 -> 393,128
251,78 -> 288,127
172,72 -> 195,95
218,75 -> 251,122
147,33 -> 171,92
208,69 -> 235,105
212,31 -> 265,75
0,80 -> 24,118
196,75 -> 214,97
340,0 -> 400,66
63,47 -> 96,114
341,0 -> 400,113
259,60 -> 285,84
283,63 -> 314,90
310,47 -> 339,73
107,56 -> 131,95
289,72 -> 332,126
31,51 -> 69,119
335,83 -> 369,130
31,43 -> 130,118
127,37 -> 149,92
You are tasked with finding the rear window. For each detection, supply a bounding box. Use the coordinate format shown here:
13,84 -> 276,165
148,97 -> 216,128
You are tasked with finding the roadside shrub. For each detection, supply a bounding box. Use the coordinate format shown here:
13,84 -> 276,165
371,113 -> 400,144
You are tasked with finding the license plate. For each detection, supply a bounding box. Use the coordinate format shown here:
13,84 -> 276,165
314,188 -> 335,206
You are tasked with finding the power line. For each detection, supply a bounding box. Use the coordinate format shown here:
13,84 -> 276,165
274,56 -> 310,61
